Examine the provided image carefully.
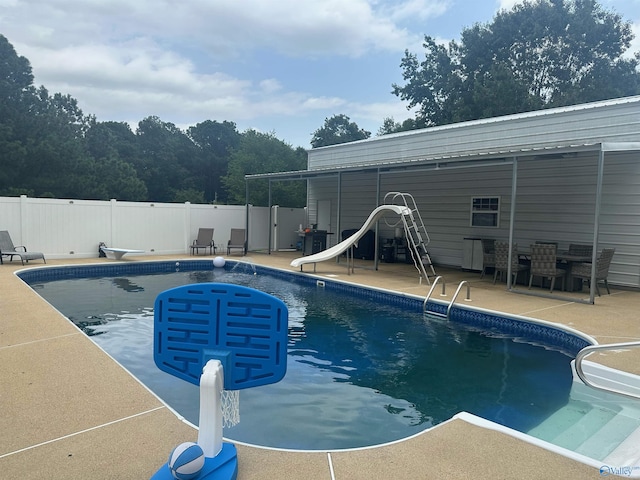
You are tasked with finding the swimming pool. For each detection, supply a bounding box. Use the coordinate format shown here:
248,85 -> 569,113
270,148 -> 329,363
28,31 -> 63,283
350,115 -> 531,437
21,260 -> 592,451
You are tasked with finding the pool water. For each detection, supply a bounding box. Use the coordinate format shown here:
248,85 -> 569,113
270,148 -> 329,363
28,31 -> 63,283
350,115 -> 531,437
29,267 -> 574,450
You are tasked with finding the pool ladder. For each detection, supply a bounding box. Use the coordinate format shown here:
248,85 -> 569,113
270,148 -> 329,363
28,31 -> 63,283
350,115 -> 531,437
423,277 -> 471,319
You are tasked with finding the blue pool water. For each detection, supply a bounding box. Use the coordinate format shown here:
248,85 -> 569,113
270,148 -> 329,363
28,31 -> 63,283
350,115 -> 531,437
25,262 -> 585,450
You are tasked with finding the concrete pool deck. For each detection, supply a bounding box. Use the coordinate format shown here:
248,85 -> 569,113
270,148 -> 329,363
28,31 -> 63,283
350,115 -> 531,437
1,252 -> 638,479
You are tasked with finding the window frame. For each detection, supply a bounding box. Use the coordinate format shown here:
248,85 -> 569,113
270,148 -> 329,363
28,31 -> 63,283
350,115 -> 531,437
470,196 -> 500,228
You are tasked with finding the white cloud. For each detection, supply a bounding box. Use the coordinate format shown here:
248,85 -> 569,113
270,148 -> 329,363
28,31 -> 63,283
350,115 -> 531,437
5,0 -> 426,58
381,0 -> 451,23
497,0 -> 520,11
1,0 -> 426,132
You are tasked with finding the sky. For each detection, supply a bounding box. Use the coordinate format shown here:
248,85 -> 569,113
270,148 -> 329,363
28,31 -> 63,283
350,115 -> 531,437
2,0 -> 640,150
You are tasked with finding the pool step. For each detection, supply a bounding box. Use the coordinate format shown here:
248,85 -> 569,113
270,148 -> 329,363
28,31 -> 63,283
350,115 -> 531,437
552,407 -> 617,452
527,402 -> 611,444
603,423 -> 640,466
573,411 -> 640,460
528,402 -> 640,461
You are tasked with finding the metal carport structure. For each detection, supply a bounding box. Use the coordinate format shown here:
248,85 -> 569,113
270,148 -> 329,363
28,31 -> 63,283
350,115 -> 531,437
246,141 -> 640,304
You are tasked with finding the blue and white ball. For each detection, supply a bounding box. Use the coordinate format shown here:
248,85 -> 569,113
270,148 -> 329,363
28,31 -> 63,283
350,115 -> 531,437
168,442 -> 205,480
213,256 -> 225,268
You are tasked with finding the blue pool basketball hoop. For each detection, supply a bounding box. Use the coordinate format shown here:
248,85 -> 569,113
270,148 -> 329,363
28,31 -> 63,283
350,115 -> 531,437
150,283 -> 288,480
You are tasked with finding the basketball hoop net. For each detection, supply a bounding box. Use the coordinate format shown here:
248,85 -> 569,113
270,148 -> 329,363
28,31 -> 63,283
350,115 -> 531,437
221,389 -> 240,427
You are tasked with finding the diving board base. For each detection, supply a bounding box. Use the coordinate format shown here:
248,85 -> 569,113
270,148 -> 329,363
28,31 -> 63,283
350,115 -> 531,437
100,248 -> 144,260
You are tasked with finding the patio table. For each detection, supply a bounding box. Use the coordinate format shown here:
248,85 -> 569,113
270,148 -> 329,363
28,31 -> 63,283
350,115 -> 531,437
518,251 -> 592,291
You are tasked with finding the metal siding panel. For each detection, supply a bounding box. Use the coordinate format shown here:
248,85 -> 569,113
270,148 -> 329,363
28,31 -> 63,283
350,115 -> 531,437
308,97 -> 640,170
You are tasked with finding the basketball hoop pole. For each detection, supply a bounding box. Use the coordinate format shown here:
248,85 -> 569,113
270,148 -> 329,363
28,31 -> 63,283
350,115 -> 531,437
150,358 -> 238,480
198,359 -> 224,458
193,359 -> 238,480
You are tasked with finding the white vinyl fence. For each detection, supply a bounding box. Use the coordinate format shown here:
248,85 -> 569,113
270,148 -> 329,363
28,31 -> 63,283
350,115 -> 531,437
0,196 -> 306,260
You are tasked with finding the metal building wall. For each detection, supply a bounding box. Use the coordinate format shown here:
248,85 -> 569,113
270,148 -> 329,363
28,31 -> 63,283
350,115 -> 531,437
307,150 -> 640,287
308,97 -> 640,170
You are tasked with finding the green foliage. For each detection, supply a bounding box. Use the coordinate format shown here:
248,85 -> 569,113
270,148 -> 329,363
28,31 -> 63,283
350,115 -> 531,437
393,0 -> 640,126
223,130 -> 307,207
377,117 -> 421,135
310,114 -> 371,148
187,120 -> 240,203
0,34 -> 306,205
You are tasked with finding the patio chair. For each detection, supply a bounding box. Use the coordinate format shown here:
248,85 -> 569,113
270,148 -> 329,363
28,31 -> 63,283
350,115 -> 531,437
493,241 -> 529,285
0,231 -> 46,265
190,228 -> 216,255
227,228 -> 247,255
528,243 -> 565,293
480,238 -> 495,279
571,248 -> 615,295
568,243 -> 593,257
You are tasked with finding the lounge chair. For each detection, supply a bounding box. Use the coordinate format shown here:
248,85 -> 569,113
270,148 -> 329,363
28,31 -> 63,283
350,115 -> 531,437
0,230 -> 46,265
227,229 -> 246,255
190,228 -> 216,255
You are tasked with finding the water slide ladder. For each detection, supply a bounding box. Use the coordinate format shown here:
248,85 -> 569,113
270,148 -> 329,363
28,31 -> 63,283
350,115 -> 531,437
384,192 -> 436,284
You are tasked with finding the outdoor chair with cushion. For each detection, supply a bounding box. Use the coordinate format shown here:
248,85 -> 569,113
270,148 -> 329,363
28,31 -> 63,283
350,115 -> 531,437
190,228 -> 216,255
571,248 -> 615,295
528,243 -> 565,293
493,241 -> 529,285
568,243 -> 593,257
0,230 -> 46,265
227,228 -> 247,255
480,238 -> 495,279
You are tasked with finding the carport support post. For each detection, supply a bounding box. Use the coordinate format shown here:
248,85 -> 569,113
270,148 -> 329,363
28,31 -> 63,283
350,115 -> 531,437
589,147 -> 605,304
374,168 -> 381,270
268,179 -> 273,254
335,172 -> 342,264
507,157 -> 518,290
245,181 -> 250,253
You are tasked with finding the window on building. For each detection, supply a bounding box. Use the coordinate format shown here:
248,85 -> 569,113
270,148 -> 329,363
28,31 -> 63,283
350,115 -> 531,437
471,196 -> 500,227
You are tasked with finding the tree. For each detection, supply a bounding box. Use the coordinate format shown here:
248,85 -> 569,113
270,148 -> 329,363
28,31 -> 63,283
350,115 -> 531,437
222,130 -> 306,206
134,116 -> 201,202
393,0 -> 640,127
187,120 -> 240,203
377,117 -> 421,135
310,114 -> 371,148
84,120 -> 148,200
0,35 -> 36,195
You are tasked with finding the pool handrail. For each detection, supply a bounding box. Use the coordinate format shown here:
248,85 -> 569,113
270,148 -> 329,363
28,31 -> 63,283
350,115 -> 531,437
575,341 -> 640,400
423,276 -> 445,314
446,281 -> 471,320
